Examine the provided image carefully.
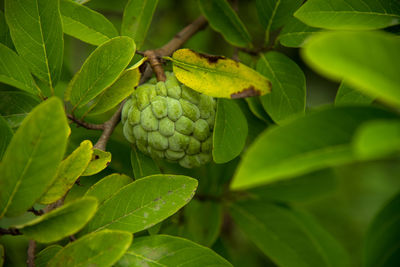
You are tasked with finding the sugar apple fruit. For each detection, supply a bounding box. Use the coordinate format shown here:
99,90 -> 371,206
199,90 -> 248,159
122,72 -> 216,168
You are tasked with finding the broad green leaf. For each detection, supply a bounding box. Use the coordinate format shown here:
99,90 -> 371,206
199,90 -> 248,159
171,48 -> 271,98
60,0 -> 119,46
121,0 -> 158,49
81,148 -> 112,176
278,17 -> 320,48
231,106 -> 397,190
39,140 -> 93,204
5,0 -> 63,95
81,175 -> 198,234
48,229 -> 132,267
353,120 -> 400,160
0,91 -> 40,130
247,168 -> 337,203
0,10 -> 13,49
115,235 -> 232,267
36,245 -> 63,267
213,99 -> 247,163
335,82 -> 375,106
245,97 -> 271,123
294,0 -> 400,30
230,200 -> 349,267
255,0 -> 302,44
130,147 -> 160,179
0,97 -> 69,218
16,198 -> 98,243
0,44 -> 39,95
302,31 -> 400,107
67,37 -> 136,109
87,68 -> 140,115
198,0 -> 252,48
0,116 -> 13,160
364,191 -> 400,267
257,51 -> 306,123
84,173 -> 132,205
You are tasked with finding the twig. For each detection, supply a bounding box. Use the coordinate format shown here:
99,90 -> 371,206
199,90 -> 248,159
0,227 -> 22,236
67,114 -> 104,130
144,50 -> 166,82
28,207 -> 44,216
27,240 -> 36,267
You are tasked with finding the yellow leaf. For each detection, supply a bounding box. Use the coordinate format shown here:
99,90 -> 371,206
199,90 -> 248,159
169,49 -> 272,99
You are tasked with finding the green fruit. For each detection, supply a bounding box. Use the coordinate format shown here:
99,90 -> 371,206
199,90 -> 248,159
122,72 -> 216,168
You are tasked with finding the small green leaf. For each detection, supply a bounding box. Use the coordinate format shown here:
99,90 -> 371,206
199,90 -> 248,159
115,235 -> 232,267
0,91 -> 40,130
257,51 -> 306,123
87,68 -> 140,115
16,198 -> 98,243
231,106 -> 397,190
84,173 -> 132,205
335,82 -> 375,106
0,10 -> 13,49
81,148 -> 112,176
121,0 -> 159,49
363,191 -> 400,267
0,116 -> 13,160
67,36 -> 136,109
130,147 -> 160,179
36,245 -> 62,267
0,97 -> 70,218
294,0 -> 400,30
39,140 -> 94,204
302,31 -> 400,107
48,229 -> 132,267
170,48 -> 271,98
0,44 -> 39,95
198,0 -> 252,48
213,99 -> 247,163
353,120 -> 400,160
5,0 -> 63,95
81,175 -> 198,234
230,200 -> 350,267
60,0 -> 119,46
278,17 -> 320,48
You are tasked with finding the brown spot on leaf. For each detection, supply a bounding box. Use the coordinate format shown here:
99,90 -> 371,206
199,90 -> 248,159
192,49 -> 225,64
230,86 -> 262,99
94,155 -> 100,160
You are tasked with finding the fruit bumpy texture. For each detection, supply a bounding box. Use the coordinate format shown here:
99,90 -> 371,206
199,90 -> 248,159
122,72 -> 216,168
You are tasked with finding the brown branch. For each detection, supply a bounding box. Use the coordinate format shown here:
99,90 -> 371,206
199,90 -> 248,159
67,114 -> 104,130
27,240 -> 36,267
144,50 -> 166,82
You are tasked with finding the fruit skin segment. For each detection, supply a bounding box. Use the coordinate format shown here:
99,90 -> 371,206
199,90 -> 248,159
122,72 -> 216,168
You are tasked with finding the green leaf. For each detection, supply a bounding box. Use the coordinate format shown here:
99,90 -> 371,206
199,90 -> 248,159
255,0 -> 302,44
294,0 -> 400,30
247,168 -> 337,203
0,244 -> 3,266
198,0 -> 252,48
0,97 -> 70,218
0,116 -> 13,160
278,17 -> 320,48
245,97 -> 271,123
67,36 -> 136,109
230,200 -> 350,267
5,0 -> 63,95
87,68 -> 140,115
48,229 -> 132,267
115,235 -> 232,267
16,198 -> 98,243
0,91 -> 40,130
364,191 -> 400,267
121,0 -> 158,49
130,147 -> 160,179
60,0 -> 119,46
0,10 -> 13,49
335,82 -> 374,106
81,148 -> 112,176
302,31 -> 400,107
231,106 -> 397,190
170,48 -> 272,98
36,245 -> 62,267
353,120 -> 400,160
0,44 -> 39,95
39,140 -> 94,204
81,175 -> 198,234
257,51 -> 306,123
213,99 -> 247,163
84,173 -> 132,205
